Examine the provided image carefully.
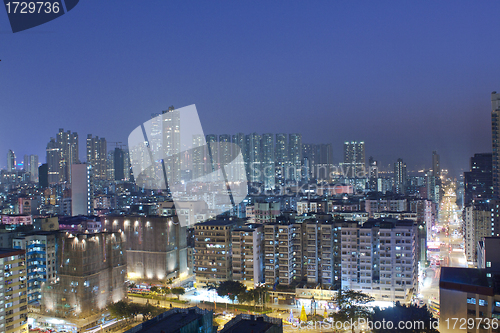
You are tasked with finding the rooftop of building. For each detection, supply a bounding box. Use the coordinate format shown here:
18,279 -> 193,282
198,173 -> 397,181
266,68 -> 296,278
58,215 -> 100,224
362,218 -> 415,228
233,223 -> 263,232
13,230 -> 59,238
195,218 -> 242,227
125,307 -> 211,333
440,267 -> 489,288
220,314 -> 282,333
0,248 -> 25,258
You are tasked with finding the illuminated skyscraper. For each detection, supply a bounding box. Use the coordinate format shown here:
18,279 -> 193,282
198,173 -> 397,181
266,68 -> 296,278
23,154 -> 39,182
192,134 -> 205,180
394,158 -> 407,194
245,133 -> 262,183
343,141 -> 365,178
219,134 -> 232,166
289,133 -> 302,182
86,134 -> 107,180
261,133 -> 275,190
231,133 -> 245,181
162,106 -> 181,184
46,138 -> 60,184
275,133 -> 288,185
54,128 -> 79,183
206,134 -> 219,182
7,149 -> 15,172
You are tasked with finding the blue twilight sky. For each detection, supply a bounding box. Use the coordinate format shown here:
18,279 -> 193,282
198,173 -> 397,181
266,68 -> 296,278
0,1 -> 499,176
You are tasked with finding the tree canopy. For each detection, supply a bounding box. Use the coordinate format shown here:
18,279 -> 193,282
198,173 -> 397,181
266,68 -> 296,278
108,301 -> 164,321
216,281 -> 247,303
332,288 -> 374,331
171,287 -> 185,300
370,302 -> 439,333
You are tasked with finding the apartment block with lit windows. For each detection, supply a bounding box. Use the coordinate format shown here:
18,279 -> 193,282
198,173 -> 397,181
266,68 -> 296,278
194,219 -> 243,287
341,219 -> 418,303
231,224 -> 264,288
0,249 -> 28,333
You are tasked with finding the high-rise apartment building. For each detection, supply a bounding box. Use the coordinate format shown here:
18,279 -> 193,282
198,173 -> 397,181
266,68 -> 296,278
7,150 -> 16,172
46,138 -> 60,184
86,134 -> 107,181
23,154 -> 39,182
368,156 -> 378,190
275,134 -> 288,186
464,153 -> 493,206
464,203 -> 492,264
205,134 -> 219,182
394,158 -> 407,194
219,134 -> 232,166
302,144 -> 317,182
432,151 -> 441,179
341,219 -> 418,302
343,141 -> 365,178
71,163 -> 93,216
46,129 -> 79,184
113,148 -> 125,181
162,106 -> 181,185
13,232 -> 57,305
232,224 -> 264,288
56,128 -> 79,183
0,249 -> 28,333
192,135 -> 205,180
245,133 -> 262,183
317,143 -> 333,181
231,133 -> 245,181
194,219 -> 243,286
261,134 -> 275,190
288,134 -> 302,182
303,219 -> 342,289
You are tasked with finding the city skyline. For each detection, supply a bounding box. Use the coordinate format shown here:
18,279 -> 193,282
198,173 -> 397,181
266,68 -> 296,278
2,2 -> 500,176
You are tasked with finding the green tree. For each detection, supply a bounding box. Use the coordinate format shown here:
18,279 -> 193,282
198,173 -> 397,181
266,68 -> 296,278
150,286 -> 159,293
140,303 -> 163,321
171,287 -> 185,300
333,289 -> 374,332
370,302 -> 438,333
216,281 -> 247,303
108,301 -> 129,319
128,302 -> 143,320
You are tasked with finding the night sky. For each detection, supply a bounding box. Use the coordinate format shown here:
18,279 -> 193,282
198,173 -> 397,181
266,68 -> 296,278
1,1 -> 499,177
